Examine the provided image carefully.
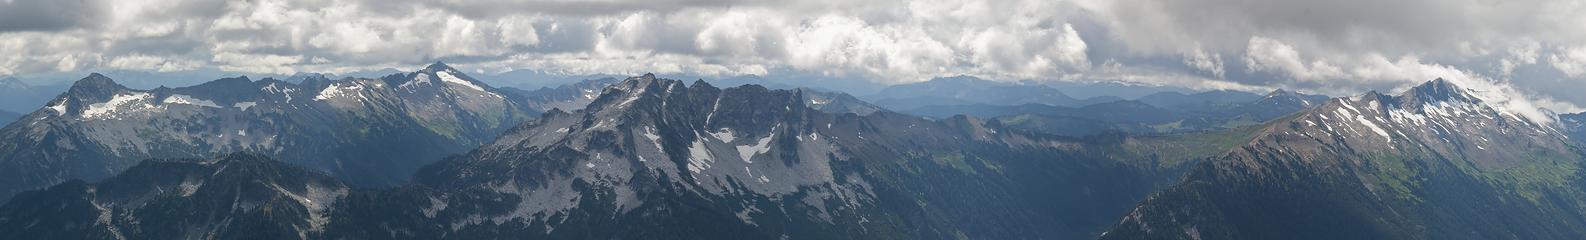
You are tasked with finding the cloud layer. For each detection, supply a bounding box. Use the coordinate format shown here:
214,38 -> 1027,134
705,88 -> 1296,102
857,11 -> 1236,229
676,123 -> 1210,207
0,0 -> 1582,112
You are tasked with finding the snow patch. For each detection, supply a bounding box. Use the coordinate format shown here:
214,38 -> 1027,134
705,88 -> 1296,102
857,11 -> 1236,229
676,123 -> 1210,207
687,139 -> 714,173
83,92 -> 153,118
422,196 -> 449,218
1389,109 -> 1427,126
1334,107 -> 1356,120
1340,101 -> 1361,114
178,179 -> 203,197
314,82 -> 363,101
592,118 -> 615,129
642,127 -> 665,151
162,94 -> 221,108
436,71 -> 493,94
710,128 -> 737,142
234,101 -> 257,111
45,101 -> 66,115
263,83 -> 297,102
809,98 -> 828,106
400,73 -> 433,89
1355,115 -> 1392,142
736,134 -> 775,163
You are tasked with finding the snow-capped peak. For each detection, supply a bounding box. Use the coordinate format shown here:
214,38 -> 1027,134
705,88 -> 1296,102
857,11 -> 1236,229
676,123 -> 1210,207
1400,78 -> 1564,126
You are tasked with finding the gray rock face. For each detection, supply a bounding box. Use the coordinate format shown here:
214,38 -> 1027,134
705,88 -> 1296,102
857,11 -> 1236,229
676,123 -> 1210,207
0,63 -> 535,200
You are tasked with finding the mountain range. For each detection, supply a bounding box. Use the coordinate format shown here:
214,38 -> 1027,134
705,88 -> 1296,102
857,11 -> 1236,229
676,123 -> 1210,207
866,75 -> 1124,110
0,62 -> 536,200
905,88 -> 1329,136
0,67 -> 1582,239
498,77 -> 624,113
1104,79 -> 1586,239
0,74 -> 1256,239
1043,80 -> 1198,100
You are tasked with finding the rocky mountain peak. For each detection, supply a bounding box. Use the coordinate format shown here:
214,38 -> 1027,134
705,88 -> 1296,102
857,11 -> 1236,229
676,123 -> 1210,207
52,73 -> 130,108
285,72 -> 333,83
586,74 -> 673,109
0,76 -> 26,89
690,79 -> 714,89
423,61 -> 454,72
1263,89 -> 1320,100
69,73 -> 124,92
185,76 -> 256,92
613,73 -> 660,89
1259,88 -> 1325,105
1400,78 -> 1480,105
1264,88 -> 1291,97
381,61 -> 505,99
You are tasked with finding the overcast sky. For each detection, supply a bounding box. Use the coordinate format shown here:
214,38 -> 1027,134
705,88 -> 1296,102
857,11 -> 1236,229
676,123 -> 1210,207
1,0 -> 1583,112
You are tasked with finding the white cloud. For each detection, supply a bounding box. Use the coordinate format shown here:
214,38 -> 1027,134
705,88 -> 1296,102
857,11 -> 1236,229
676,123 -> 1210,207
0,0 -> 1581,109
784,14 -> 957,82
1183,46 -> 1225,78
496,15 -> 542,48
1549,46 -> 1586,77
108,55 -> 201,72
211,52 -> 302,74
1498,41 -> 1540,75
